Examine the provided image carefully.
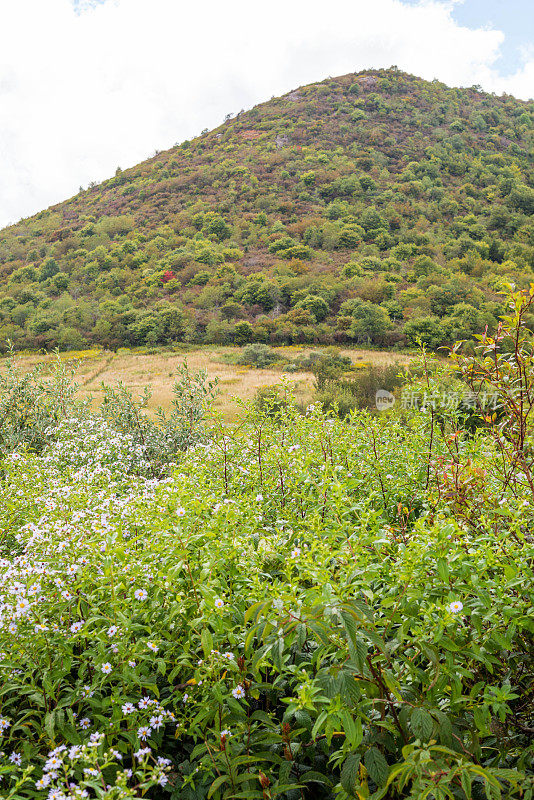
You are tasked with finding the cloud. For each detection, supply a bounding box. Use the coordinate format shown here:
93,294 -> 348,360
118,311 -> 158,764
0,0 -> 531,228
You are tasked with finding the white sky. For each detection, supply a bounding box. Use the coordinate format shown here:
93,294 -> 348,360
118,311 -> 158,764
0,0 -> 532,230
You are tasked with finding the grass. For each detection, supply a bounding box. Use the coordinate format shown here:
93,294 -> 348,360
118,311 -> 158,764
4,345 -> 414,421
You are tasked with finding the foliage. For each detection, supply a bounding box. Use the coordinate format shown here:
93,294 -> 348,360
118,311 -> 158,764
0,294 -> 533,798
236,344 -> 279,369
0,347 -> 76,456
316,361 -> 406,414
99,362 -> 218,475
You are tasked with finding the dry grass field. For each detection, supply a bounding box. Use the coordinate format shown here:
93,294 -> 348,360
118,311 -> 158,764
4,345 -> 414,421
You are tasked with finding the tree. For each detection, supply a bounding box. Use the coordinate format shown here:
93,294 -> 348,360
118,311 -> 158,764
234,321 -> 254,345
349,301 -> 391,344
296,294 -> 330,321
403,316 -> 443,348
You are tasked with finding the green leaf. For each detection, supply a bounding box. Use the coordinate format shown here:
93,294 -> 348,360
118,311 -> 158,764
437,557 -> 449,583
340,711 -> 363,749
44,711 -> 55,741
341,754 -> 361,796
410,707 -> 433,741
201,627 -> 213,657
364,747 -> 389,787
208,774 -> 230,797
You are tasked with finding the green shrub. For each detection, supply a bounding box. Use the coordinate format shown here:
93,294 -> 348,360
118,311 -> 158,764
0,348 -> 76,456
237,343 -> 278,368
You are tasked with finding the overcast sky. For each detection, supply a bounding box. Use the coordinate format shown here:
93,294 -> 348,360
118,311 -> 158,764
0,0 -> 532,230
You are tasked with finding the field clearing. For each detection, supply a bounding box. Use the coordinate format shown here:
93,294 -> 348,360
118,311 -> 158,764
5,345 -> 414,421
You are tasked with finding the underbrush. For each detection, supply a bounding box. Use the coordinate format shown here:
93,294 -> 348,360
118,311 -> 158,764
0,289 -> 533,800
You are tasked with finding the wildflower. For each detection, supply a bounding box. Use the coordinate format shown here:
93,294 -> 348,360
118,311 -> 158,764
182,693 -> 189,703
138,696 -> 151,709
137,725 -> 151,741
157,757 -> 171,766
9,752 -> 21,765
0,717 -> 11,732
447,600 -> 464,614
111,749 -> 123,760
8,622 -> 17,634
134,589 -> 148,601
150,714 -> 164,729
223,651 -> 234,660
70,621 -> 83,633
128,660 -> 136,668
255,494 -> 263,502
101,662 -> 112,674
220,728 -> 231,737
157,774 -> 169,786
14,598 -> 30,615
122,702 -> 135,715
78,718 -> 91,730
232,685 -> 246,699
81,686 -> 94,699
68,746 -> 82,760
47,789 -> 66,800
89,732 -> 104,746
290,547 -> 301,559
44,755 -> 63,771
36,775 -> 51,789
134,746 -> 151,758
214,598 -> 224,609
147,642 -> 158,653
176,507 -> 186,517
107,625 -> 118,637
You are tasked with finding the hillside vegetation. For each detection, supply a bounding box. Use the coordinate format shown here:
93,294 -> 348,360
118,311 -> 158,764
0,68 -> 532,352
0,286 -> 533,799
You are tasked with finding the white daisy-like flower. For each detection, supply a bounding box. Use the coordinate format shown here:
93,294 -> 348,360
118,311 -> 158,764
101,662 -> 112,674
134,589 -> 148,601
70,621 -> 83,633
122,702 -> 135,714
232,685 -> 246,699
447,600 -> 464,614
14,598 -> 30,615
214,598 -> 224,609
176,507 -> 186,517
107,625 -> 118,637
290,547 -> 301,559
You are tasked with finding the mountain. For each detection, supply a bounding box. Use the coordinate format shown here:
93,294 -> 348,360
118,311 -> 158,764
0,67 -> 532,352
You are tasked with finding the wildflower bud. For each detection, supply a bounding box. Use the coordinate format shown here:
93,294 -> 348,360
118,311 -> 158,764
258,771 -> 270,789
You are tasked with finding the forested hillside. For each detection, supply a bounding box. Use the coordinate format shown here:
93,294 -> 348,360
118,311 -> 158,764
0,67 -> 532,351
